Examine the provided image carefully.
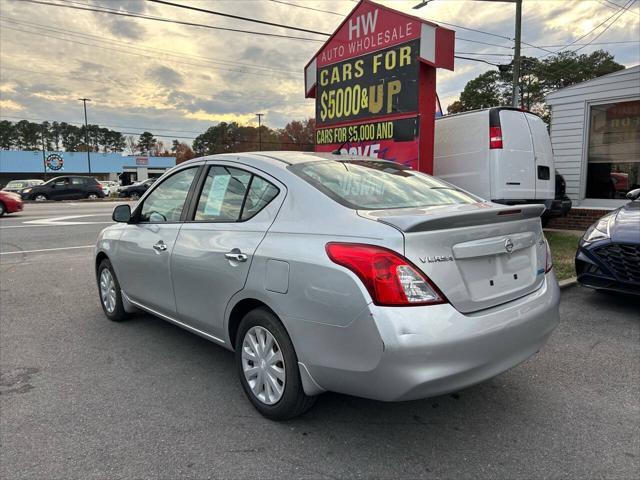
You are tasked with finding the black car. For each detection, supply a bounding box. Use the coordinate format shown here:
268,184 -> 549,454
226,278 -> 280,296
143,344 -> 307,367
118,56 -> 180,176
118,178 -> 156,200
21,176 -> 105,201
576,188 -> 640,295
541,173 -> 572,226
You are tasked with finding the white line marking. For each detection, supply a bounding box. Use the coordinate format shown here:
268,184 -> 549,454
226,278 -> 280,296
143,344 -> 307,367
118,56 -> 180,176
0,222 -> 112,229
24,214 -> 109,226
0,245 -> 93,255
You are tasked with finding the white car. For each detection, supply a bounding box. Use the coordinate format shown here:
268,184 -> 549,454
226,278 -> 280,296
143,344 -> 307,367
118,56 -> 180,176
99,181 -> 119,196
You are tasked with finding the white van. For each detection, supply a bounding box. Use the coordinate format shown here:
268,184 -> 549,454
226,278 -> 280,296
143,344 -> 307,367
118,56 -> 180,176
434,107 -> 555,206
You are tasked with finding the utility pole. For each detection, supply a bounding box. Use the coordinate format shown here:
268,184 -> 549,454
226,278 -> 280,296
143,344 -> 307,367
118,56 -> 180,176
255,113 -> 264,151
413,0 -> 523,107
512,0 -> 522,107
41,124 -> 48,181
79,98 -> 92,173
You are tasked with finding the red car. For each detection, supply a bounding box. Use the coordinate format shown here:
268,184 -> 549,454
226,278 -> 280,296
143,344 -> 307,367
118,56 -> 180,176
0,190 -> 23,216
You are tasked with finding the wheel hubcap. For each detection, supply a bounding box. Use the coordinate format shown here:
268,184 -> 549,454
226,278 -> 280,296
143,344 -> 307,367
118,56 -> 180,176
35,195 -> 46,201
242,326 -> 285,405
99,268 -> 117,314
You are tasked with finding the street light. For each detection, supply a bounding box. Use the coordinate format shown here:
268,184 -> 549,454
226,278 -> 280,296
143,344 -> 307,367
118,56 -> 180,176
78,98 -> 92,173
413,0 -> 522,107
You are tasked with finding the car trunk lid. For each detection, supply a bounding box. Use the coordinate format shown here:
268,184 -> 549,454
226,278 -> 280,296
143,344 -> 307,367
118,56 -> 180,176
358,203 -> 547,313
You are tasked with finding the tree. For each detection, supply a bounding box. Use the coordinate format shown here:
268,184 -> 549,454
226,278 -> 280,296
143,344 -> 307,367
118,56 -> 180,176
0,120 -> 17,149
14,120 -> 41,150
173,142 -> 196,164
447,49 -> 624,119
279,118 -> 315,151
137,131 -> 157,154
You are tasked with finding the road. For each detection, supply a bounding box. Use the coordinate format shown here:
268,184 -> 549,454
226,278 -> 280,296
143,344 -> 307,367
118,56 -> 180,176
1,202 -> 639,479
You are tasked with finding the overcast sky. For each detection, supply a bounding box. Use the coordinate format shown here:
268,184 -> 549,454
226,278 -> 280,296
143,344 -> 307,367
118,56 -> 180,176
1,0 -> 638,146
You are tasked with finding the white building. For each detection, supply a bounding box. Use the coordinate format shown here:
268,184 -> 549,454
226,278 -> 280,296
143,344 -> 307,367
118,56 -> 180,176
546,65 -> 640,210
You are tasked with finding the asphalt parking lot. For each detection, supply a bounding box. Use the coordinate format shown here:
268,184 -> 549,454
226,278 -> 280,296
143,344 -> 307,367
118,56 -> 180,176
1,202 -> 639,480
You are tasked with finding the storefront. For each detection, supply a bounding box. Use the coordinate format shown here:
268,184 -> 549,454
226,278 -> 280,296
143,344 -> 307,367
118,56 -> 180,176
0,150 -> 176,186
546,66 -> 639,220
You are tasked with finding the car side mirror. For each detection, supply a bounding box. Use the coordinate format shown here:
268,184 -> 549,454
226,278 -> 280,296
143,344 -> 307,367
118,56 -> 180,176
626,188 -> 640,201
112,204 -> 131,223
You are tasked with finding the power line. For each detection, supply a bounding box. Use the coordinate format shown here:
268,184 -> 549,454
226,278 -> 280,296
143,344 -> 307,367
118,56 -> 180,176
17,0 -> 325,43
0,17 -> 302,77
268,0 -> 345,17
547,0 -> 636,55
146,0 -> 330,36
0,23 -> 304,79
522,40 -> 639,48
573,0 -> 637,53
598,0 -> 640,16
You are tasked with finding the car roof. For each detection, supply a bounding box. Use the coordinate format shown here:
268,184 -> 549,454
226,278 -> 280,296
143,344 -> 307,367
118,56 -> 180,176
182,151 -> 397,169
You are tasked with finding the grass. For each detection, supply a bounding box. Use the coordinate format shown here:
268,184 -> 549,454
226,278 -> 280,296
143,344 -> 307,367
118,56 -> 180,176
545,231 -> 583,281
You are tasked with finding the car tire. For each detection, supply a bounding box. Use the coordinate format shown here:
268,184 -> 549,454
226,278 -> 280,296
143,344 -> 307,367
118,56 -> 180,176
87,192 -> 100,200
130,192 -> 140,200
0,202 -> 5,216
97,258 -> 128,322
33,193 -> 48,201
235,308 -> 316,420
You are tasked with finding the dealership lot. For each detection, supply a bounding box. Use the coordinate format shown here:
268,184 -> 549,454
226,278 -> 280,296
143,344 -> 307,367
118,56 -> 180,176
1,203 -> 638,479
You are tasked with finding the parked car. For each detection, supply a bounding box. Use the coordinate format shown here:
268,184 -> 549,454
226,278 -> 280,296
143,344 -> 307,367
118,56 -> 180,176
0,190 -> 23,216
434,107 -> 555,209
95,152 -> 560,419
575,188 -> 640,295
21,176 -> 105,201
541,172 -> 572,226
2,179 -> 44,193
117,178 -> 156,200
99,181 -> 120,196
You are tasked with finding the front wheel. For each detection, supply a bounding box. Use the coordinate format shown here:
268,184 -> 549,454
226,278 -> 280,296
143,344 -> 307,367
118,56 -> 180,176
130,192 -> 140,200
33,193 -> 48,201
0,202 -> 5,216
235,308 -> 316,420
97,259 -> 128,321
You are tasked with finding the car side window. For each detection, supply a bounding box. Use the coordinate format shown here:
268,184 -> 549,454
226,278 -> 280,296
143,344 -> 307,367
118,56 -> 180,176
195,167 -> 251,222
71,177 -> 85,185
139,168 -> 198,223
54,178 -> 68,186
242,176 -> 279,221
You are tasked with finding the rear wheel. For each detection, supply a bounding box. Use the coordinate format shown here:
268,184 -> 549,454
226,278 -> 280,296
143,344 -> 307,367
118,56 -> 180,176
97,259 -> 128,322
235,308 -> 316,420
87,192 -> 99,200
130,192 -> 140,200
33,193 -> 48,201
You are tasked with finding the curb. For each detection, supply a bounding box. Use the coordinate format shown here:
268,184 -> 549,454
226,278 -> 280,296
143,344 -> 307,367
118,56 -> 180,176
558,277 -> 578,289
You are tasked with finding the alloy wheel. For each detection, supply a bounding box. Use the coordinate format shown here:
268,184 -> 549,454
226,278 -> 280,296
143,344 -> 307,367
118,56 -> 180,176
241,326 -> 286,405
34,194 -> 47,201
99,268 -> 117,314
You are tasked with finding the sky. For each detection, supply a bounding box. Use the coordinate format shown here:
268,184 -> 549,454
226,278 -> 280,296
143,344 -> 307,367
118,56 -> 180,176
0,0 -> 639,147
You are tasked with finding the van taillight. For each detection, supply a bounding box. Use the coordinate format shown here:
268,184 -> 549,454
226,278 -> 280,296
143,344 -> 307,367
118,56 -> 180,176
489,126 -> 503,149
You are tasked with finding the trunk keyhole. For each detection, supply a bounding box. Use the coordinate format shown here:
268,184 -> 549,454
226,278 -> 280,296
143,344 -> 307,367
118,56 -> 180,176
490,280 -> 494,286
513,274 -> 518,280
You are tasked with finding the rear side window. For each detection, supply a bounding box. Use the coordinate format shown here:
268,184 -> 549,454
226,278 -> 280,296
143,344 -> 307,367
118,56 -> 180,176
194,166 -> 279,222
290,160 -> 479,210
71,177 -> 87,185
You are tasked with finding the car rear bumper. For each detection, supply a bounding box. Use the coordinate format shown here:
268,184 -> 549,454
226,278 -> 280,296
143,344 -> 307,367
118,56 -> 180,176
300,273 -> 560,401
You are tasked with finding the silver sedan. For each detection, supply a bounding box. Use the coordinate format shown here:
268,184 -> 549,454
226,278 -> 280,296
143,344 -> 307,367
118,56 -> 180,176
95,152 -> 560,420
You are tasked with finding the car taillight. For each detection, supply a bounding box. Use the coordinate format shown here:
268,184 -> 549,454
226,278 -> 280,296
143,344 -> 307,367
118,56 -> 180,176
543,237 -> 553,273
325,243 -> 446,306
489,126 -> 503,149
96,183 -> 103,190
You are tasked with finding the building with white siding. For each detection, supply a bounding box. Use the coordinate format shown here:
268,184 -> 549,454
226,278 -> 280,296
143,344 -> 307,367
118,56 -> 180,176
546,66 -> 639,214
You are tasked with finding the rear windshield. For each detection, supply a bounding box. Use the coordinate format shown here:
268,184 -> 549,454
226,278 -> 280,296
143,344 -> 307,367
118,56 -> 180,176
289,160 -> 479,210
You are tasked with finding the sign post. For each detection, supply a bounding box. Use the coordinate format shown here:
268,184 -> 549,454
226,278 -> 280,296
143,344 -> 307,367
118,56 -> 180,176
304,0 -> 454,174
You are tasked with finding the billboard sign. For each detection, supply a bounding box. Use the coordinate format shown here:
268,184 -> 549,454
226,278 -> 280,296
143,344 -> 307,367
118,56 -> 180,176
305,0 -> 455,173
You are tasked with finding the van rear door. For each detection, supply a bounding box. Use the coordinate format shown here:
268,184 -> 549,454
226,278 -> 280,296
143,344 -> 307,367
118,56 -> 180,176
524,113 -> 555,200
493,109 -> 536,201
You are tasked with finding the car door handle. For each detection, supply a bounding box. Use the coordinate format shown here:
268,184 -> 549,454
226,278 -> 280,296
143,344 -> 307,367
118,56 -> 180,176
153,241 -> 167,252
225,251 -> 248,262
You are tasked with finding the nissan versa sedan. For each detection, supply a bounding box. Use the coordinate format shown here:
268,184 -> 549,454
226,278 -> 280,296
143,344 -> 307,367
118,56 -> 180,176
95,152 -> 560,420
576,188 -> 640,295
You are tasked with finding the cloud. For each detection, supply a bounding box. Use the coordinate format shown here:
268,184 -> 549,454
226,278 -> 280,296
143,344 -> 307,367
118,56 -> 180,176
147,65 -> 183,88
0,99 -> 23,111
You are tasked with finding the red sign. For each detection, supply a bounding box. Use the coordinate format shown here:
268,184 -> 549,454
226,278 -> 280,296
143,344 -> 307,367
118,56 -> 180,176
317,138 -> 419,170
317,1 -> 422,67
135,157 -> 149,166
